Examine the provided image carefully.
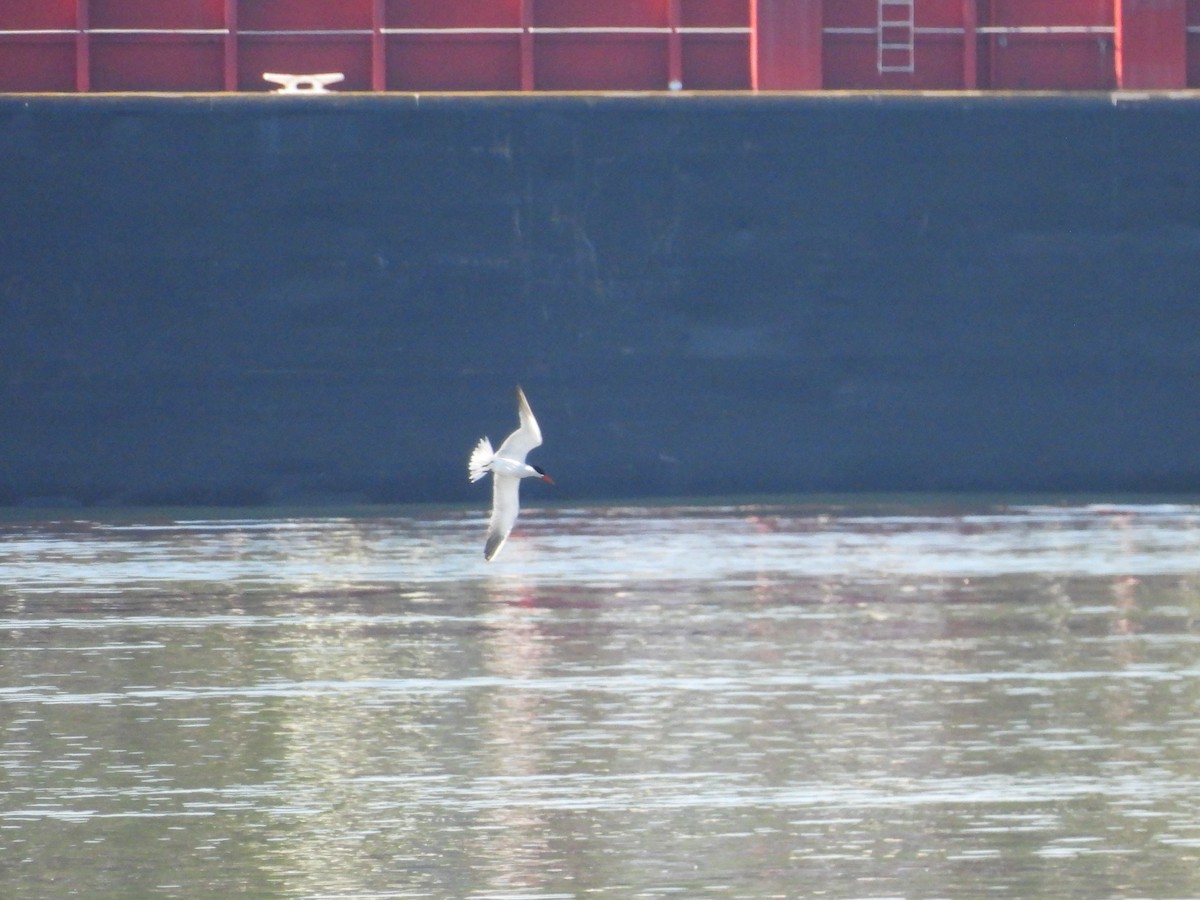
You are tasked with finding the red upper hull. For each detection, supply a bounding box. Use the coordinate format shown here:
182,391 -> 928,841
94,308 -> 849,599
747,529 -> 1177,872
0,1 -> 1192,92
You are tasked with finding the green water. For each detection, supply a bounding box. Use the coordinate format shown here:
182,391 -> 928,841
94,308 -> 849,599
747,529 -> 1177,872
2,501 -> 1200,897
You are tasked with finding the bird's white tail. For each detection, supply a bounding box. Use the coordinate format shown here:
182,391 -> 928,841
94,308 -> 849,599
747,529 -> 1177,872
468,436 -> 494,482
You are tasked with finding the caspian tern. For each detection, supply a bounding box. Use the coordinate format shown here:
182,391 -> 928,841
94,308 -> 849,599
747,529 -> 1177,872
469,386 -> 554,561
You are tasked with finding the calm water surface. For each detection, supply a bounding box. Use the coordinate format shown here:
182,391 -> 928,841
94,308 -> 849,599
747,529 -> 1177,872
2,499 -> 1200,898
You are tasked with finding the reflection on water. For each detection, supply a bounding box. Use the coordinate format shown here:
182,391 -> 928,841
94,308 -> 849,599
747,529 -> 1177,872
2,499 -> 1200,897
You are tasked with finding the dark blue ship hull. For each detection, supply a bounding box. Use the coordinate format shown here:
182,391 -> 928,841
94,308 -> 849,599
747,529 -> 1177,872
2,93 -> 1199,505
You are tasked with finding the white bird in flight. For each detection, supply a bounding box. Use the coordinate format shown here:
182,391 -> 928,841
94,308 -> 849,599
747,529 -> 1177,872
469,386 -> 554,561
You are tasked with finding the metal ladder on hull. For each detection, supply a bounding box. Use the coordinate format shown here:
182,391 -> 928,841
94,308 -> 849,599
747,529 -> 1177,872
878,0 -> 915,74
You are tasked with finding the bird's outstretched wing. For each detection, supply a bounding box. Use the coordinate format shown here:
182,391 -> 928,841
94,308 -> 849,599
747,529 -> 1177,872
495,386 -> 542,463
485,473 -> 522,560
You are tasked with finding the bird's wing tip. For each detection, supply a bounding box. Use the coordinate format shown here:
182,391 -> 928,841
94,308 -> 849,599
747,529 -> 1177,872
484,534 -> 506,561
